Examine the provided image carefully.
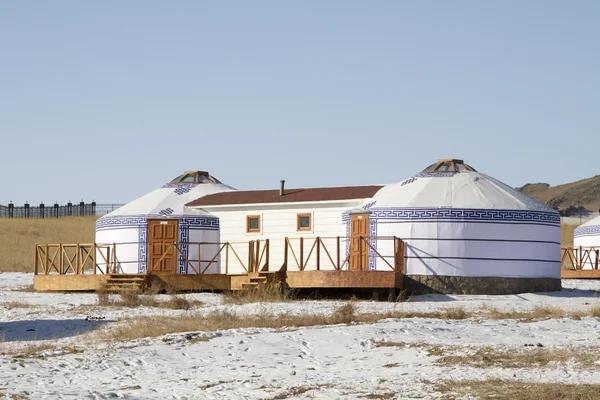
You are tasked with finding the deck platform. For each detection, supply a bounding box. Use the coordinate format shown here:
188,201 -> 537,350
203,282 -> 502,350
33,273 -> 252,292
561,269 -> 600,279
285,270 -> 403,289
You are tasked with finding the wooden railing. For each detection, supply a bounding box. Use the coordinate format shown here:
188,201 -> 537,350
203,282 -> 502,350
561,246 -> 600,270
35,243 -> 115,275
282,236 -> 404,272
34,240 -> 270,275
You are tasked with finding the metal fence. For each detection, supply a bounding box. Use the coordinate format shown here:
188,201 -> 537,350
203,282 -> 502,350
0,202 -> 124,218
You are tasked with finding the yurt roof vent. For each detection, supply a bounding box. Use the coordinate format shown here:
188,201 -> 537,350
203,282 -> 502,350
421,159 -> 477,173
168,170 -> 223,185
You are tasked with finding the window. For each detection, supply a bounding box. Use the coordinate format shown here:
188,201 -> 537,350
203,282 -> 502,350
297,213 -> 312,231
246,215 -> 261,233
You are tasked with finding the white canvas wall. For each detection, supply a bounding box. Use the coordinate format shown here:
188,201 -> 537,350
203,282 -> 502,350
95,227 -> 139,274
373,220 -> 561,278
203,201 -> 362,274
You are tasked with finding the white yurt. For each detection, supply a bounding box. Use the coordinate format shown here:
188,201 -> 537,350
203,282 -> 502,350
345,159 -> 562,294
573,217 -> 600,268
95,171 -> 235,274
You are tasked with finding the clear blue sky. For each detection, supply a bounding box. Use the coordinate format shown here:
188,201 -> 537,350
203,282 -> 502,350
1,1 -> 598,205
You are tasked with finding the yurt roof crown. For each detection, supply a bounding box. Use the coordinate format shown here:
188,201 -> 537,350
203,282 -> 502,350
422,159 -> 477,173
168,170 -> 223,185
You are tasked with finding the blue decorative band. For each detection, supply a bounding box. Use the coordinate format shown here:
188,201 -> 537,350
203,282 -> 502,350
415,172 -> 457,178
574,225 -> 600,238
96,214 -> 219,231
370,208 -> 559,226
160,183 -> 199,189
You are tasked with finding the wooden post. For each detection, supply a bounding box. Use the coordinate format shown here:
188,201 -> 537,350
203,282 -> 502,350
579,246 -> 583,269
265,238 -> 270,270
45,244 -> 49,275
249,241 -> 254,273
300,237 -> 304,271
316,237 -> 321,270
93,244 -> 97,275
198,243 -> 201,274
256,240 -> 260,273
34,246 -> 39,275
596,250 -> 599,270
225,243 -> 229,274
359,236 -> 363,271
59,244 -> 64,275
336,236 -> 340,270
106,246 -> 111,275
283,238 -> 288,270
112,243 -> 117,273
75,244 -> 80,275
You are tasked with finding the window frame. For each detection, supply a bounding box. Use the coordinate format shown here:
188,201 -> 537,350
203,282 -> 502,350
296,213 -> 312,232
246,215 -> 261,233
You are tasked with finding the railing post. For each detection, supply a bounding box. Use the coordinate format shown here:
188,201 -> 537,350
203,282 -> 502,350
579,246 -> 583,269
283,238 -> 289,271
93,244 -> 97,275
198,243 -> 201,274
248,241 -> 254,273
106,246 -> 110,274
316,237 -> 321,270
112,243 -> 117,273
225,243 -> 229,274
256,240 -> 260,273
336,236 -> 340,270
59,244 -> 64,274
34,246 -> 39,275
596,250 -> 599,270
300,237 -> 304,271
265,238 -> 270,270
75,244 -> 80,275
359,236 -> 363,271
45,244 -> 49,274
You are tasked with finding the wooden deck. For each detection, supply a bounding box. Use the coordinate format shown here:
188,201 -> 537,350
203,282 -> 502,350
33,273 -> 252,292
561,269 -> 600,279
285,270 -> 403,289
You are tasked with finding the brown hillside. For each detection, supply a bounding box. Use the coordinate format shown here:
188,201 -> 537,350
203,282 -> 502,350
517,175 -> 600,213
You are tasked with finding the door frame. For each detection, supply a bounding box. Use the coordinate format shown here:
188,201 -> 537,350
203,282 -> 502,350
147,219 -> 179,275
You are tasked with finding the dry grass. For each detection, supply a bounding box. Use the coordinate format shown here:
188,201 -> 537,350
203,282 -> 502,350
97,289 -> 196,310
436,379 -> 600,400
101,304 -> 478,342
483,304 -> 600,321
0,216 -> 97,272
375,341 -> 600,369
3,301 -> 34,309
223,281 -> 297,304
436,346 -> 600,369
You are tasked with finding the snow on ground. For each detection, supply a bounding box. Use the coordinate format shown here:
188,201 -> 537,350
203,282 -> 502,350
1,273 -> 600,399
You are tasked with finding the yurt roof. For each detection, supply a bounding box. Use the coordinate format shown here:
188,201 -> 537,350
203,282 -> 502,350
574,215 -> 600,238
358,159 -> 556,212
100,170 -> 235,219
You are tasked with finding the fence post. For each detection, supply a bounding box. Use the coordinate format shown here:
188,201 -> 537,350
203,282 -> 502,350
265,238 -> 270,270
24,202 -> 30,218
8,201 -> 14,218
283,238 -> 288,271
359,236 -> 363,271
316,237 -> 321,271
39,202 -> 44,218
225,243 -> 229,274
67,201 -> 72,216
336,236 -> 340,270
34,246 -> 39,275
300,237 -> 304,271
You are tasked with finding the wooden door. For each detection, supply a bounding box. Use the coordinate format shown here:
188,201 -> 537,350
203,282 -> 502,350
148,219 -> 178,274
349,213 -> 369,271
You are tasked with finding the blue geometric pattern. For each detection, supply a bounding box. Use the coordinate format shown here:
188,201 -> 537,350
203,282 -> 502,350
159,208 -> 174,216
415,172 -> 457,178
574,225 -> 600,238
96,216 -> 149,231
138,224 -> 148,273
174,186 -> 193,195
160,183 -> 199,189
369,208 -> 560,226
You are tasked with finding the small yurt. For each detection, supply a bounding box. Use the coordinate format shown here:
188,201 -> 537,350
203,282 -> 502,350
95,171 -> 235,274
573,217 -> 600,268
346,159 -> 562,294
